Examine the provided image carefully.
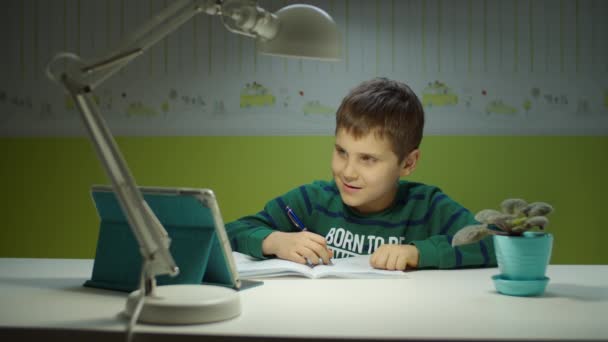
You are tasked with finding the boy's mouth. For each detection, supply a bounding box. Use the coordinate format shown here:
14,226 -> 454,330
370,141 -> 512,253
342,182 -> 362,191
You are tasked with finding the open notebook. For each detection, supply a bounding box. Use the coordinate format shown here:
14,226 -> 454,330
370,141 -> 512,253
233,252 -> 408,279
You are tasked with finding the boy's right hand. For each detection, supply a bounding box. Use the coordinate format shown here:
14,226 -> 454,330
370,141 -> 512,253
262,231 -> 333,265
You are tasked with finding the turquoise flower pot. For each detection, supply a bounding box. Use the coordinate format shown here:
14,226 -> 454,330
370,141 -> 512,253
493,232 -> 553,280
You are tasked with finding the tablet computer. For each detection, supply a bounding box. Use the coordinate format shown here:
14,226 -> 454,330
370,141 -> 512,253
85,185 -> 242,292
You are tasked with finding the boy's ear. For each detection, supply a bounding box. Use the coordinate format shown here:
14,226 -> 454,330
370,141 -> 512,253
400,149 -> 420,177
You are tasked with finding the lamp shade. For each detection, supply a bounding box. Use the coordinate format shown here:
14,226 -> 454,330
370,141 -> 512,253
257,4 -> 341,61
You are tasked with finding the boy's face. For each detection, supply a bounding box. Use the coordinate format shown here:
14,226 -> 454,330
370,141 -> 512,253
331,128 -> 418,214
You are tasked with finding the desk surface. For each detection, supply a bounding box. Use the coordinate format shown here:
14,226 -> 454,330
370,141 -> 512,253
0,258 -> 607,341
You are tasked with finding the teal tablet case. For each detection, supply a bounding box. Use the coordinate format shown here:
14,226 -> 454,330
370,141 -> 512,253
84,187 -> 237,292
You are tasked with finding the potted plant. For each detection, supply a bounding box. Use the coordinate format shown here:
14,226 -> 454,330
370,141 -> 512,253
452,199 -> 554,296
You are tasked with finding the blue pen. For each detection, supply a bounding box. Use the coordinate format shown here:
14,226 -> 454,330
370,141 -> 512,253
285,206 -> 333,266
285,205 -> 314,266
285,206 -> 307,231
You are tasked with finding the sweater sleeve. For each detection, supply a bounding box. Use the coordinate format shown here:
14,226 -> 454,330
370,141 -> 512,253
410,189 -> 497,269
225,186 -> 306,259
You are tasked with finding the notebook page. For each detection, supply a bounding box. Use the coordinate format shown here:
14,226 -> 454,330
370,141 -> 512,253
233,252 -> 314,278
311,255 -> 408,278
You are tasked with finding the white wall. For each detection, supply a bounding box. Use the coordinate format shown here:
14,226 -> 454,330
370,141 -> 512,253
1,0 -> 607,136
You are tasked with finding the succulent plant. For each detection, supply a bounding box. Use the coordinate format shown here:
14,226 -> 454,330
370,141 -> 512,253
452,199 -> 554,247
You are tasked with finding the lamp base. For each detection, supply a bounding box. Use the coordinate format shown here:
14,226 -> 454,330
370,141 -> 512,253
125,284 -> 241,324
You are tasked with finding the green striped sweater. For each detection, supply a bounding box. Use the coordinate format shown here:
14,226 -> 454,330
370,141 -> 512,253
226,180 -> 496,269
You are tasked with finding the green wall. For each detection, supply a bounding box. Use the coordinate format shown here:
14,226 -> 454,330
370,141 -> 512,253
1,136 -> 607,264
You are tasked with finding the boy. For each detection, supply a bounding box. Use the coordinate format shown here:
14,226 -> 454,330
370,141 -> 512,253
226,78 -> 496,271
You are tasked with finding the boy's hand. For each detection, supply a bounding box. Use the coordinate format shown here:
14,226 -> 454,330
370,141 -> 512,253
262,231 -> 334,265
370,244 -> 419,271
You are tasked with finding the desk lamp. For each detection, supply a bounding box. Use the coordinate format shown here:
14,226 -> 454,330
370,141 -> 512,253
45,0 -> 340,327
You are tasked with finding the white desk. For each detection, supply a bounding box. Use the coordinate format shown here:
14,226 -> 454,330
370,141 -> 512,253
0,258 -> 607,341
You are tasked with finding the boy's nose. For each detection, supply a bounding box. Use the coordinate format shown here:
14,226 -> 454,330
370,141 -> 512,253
342,159 -> 357,180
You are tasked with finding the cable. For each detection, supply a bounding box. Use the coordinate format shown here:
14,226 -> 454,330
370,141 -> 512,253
126,264 -> 148,342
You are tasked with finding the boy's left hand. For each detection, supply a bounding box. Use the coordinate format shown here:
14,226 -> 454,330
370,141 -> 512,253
370,244 -> 419,271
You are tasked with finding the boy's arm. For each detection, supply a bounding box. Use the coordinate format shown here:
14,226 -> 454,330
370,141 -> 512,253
410,191 -> 497,269
225,185 -> 331,263
225,213 -> 277,259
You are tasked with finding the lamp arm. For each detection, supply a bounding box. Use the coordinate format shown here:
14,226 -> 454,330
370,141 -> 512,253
54,0 -> 220,91
46,0 -> 317,292
47,0 -> 277,91
62,77 -> 178,283
47,0 -> 229,287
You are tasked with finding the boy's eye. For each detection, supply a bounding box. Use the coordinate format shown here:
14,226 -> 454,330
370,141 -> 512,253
361,155 -> 377,163
336,147 -> 347,156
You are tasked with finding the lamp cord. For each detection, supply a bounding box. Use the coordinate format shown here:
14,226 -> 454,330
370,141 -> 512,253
126,264 -> 148,342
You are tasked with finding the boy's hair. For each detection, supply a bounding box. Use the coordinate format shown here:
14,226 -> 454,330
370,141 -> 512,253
335,77 -> 425,162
